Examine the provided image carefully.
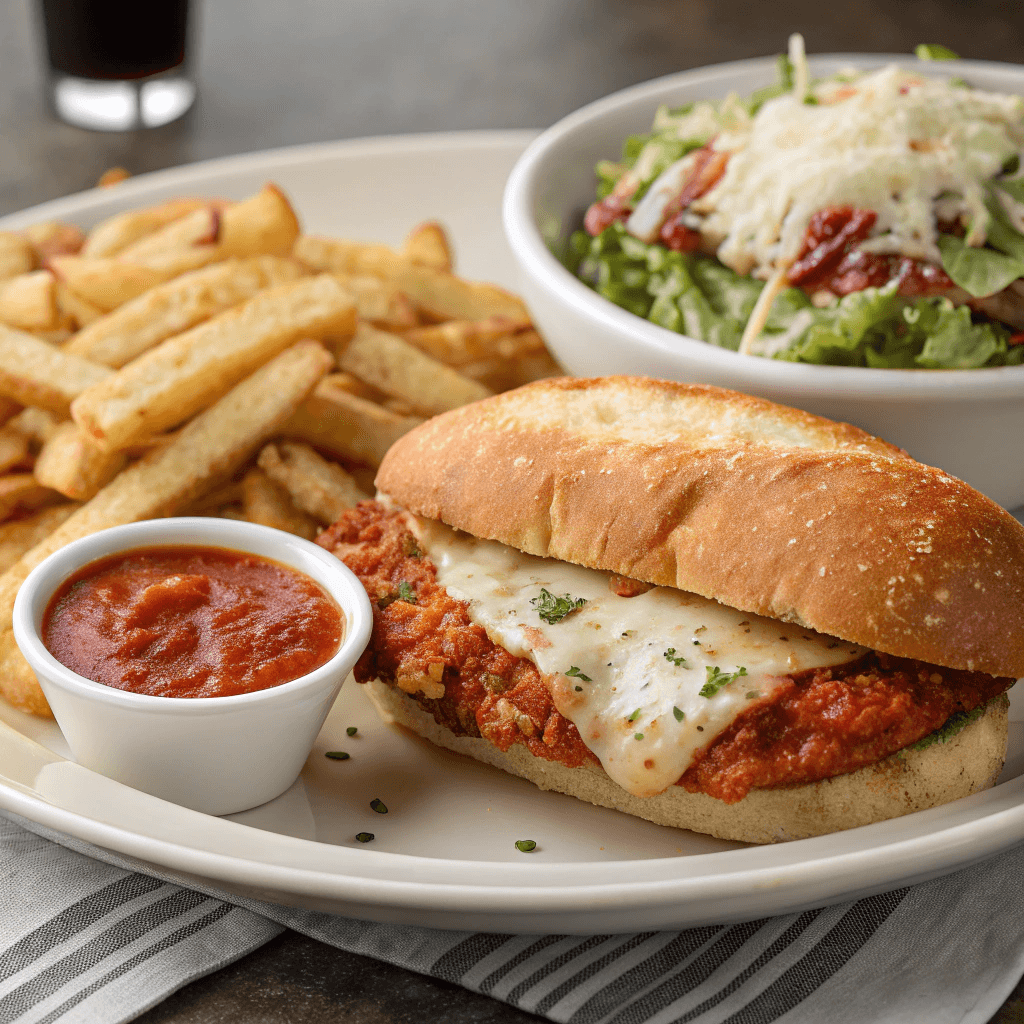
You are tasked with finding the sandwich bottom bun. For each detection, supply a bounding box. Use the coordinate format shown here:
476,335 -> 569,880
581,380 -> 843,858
364,679 -> 1009,844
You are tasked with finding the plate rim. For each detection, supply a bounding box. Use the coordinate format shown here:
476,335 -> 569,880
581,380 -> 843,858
2,128 -> 1023,930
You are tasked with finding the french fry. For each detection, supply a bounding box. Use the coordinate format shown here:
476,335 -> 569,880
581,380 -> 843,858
257,441 -> 368,523
322,370 -> 388,402
0,339 -> 333,631
116,184 -> 300,276
65,256 -> 306,367
0,503 -> 79,573
55,281 -> 105,329
401,315 -> 533,365
0,233 -> 34,282
8,407 -> 61,446
458,341 -> 564,392
81,197 -> 214,257
71,275 -> 354,451
0,628 -> 50,716
340,323 -> 492,415
0,398 -> 21,429
96,167 -> 131,188
332,273 -> 417,329
295,234 -> 529,321
0,271 -> 67,332
402,221 -> 453,272
23,222 -> 85,264
0,426 -> 30,474
241,467 -> 318,539
0,326 -> 111,416
182,478 -> 244,516
49,256 -> 168,312
283,375 -> 422,467
0,475 -> 60,521
34,422 -> 127,501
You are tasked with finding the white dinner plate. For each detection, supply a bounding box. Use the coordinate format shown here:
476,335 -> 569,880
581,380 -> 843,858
1,132 -> 1023,935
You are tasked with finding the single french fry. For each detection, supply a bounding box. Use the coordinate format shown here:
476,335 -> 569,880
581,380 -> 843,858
49,256 -> 168,312
242,467 -> 318,539
82,198 -> 214,257
294,234 -> 405,277
402,221 -> 453,272
23,222 -> 85,264
0,271 -> 67,332
0,503 -> 79,574
0,628 -> 51,716
0,339 -> 333,633
295,234 -> 529,321
8,407 -> 61,447
458,342 -> 564,392
282,376 -> 422,467
257,441 -> 368,523
0,326 -> 111,416
0,233 -> 34,282
182,478 -> 244,516
0,475 -> 60,521
34,421 -> 127,501
116,184 -> 300,276
0,427 -> 30,474
66,256 -> 306,367
340,323 -> 492,416
97,167 -> 131,188
55,281 -> 105,329
71,275 -> 353,451
331,273 -> 417,329
321,370 -> 388,403
0,398 -> 20,429
401,315 -> 533,365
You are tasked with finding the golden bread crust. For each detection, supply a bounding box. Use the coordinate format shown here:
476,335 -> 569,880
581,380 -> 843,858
376,376 -> 1024,678
365,679 -> 1009,843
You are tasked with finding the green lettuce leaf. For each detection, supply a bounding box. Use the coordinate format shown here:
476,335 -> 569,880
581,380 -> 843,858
573,225 -> 1020,369
914,43 -> 960,60
938,234 -> 1024,297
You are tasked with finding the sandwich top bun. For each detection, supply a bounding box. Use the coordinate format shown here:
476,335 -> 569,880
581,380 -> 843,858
376,376 -> 1024,679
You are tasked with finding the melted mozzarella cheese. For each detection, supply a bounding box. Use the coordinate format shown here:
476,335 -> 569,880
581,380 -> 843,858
413,517 -> 865,798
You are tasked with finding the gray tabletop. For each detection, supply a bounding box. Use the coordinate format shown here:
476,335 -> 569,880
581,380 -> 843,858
3,0 -> 1024,1021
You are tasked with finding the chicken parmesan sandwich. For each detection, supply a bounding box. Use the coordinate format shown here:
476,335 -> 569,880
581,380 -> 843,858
318,376 -> 1024,842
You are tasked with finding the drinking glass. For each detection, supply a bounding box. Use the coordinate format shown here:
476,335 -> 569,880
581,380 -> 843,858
39,0 -> 196,132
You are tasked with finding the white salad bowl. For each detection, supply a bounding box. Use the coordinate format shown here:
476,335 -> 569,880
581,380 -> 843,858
503,54 -> 1024,510
12,517 -> 373,816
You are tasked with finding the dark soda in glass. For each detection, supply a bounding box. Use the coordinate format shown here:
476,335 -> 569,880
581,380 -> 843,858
41,0 -> 190,80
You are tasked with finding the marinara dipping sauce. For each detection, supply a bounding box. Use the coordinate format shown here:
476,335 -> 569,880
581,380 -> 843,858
42,545 -> 344,699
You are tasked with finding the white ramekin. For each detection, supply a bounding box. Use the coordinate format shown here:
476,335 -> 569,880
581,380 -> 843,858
503,54 -> 1024,510
12,517 -> 373,815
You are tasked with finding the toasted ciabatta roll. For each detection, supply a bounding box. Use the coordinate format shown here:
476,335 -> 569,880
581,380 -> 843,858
319,376 -> 1024,842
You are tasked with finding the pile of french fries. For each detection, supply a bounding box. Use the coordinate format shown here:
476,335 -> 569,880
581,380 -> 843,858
0,180 -> 561,716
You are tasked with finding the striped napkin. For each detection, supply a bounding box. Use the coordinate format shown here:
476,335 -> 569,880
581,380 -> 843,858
3,810 -> 1024,1024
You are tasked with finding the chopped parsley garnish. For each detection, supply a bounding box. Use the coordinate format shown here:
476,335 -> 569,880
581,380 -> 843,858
346,726 -> 358,737
700,665 -> 748,698
531,588 -> 586,624
515,839 -> 537,853
355,832 -> 374,843
664,648 -> 687,667
401,534 -> 422,558
692,640 -> 701,646
325,750 -> 350,760
398,581 -> 416,603
566,666 -> 592,682
574,686 -> 583,692
634,732 -> 644,741
370,798 -> 388,814
745,691 -> 761,700
673,706 -> 685,722
627,708 -> 641,722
